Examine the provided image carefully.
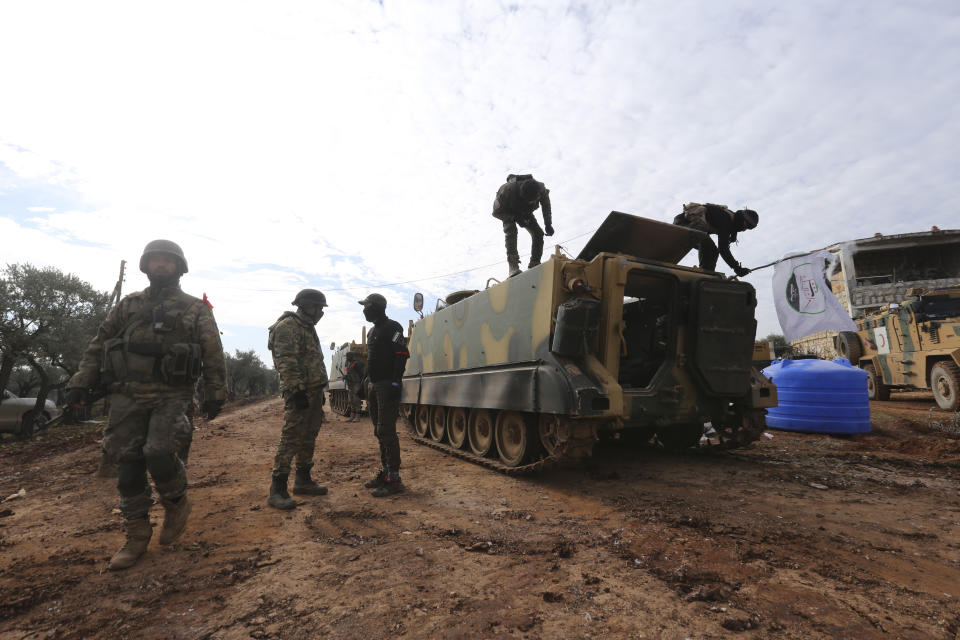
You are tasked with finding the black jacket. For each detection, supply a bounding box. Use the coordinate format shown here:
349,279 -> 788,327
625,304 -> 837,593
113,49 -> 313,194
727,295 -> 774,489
366,317 -> 410,383
702,205 -> 741,271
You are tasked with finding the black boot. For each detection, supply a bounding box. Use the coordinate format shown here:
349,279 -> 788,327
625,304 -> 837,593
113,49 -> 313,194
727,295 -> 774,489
292,466 -> 328,496
363,468 -> 386,489
267,475 -> 296,510
371,470 -> 404,497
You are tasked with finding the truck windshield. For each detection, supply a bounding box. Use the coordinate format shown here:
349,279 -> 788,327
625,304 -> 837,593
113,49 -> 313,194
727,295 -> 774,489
917,296 -> 960,320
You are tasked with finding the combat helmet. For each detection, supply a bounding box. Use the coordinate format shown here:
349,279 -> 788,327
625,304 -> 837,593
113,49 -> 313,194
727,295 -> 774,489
292,288 -> 327,308
736,209 -> 759,230
139,239 -> 188,274
519,179 -> 541,201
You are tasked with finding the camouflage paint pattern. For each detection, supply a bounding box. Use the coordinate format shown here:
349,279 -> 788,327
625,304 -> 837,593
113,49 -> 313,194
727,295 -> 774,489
854,287 -> 960,390
401,213 -> 775,434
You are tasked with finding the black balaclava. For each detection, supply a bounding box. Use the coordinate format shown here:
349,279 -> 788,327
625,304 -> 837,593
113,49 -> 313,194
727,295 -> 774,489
363,304 -> 385,323
147,273 -> 181,291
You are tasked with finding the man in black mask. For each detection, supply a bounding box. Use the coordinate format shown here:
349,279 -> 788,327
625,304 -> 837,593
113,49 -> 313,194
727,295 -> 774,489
358,293 -> 409,497
66,239 -> 226,570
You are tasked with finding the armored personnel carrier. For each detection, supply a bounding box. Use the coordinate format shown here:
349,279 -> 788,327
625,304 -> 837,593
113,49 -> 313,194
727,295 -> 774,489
399,212 -> 777,473
835,284 -> 960,410
327,331 -> 368,417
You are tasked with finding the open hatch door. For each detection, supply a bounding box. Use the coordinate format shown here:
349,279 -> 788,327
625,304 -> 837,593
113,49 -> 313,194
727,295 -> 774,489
577,211 -> 707,264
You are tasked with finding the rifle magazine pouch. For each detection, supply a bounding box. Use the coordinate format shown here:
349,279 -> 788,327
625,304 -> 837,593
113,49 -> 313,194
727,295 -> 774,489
162,343 -> 202,385
101,338 -> 127,385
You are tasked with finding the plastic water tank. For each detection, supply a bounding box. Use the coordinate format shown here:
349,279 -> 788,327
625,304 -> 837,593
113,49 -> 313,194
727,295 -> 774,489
761,358 -> 871,434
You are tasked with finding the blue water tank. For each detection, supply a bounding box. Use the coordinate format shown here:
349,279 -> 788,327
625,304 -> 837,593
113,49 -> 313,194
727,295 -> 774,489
761,358 -> 871,434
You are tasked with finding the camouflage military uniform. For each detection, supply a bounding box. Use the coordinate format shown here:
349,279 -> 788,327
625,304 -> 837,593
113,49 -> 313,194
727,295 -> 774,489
492,175 -> 553,274
268,311 -> 328,476
67,286 -> 226,520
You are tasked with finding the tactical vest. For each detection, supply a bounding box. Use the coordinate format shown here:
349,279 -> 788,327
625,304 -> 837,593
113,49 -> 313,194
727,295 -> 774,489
100,293 -> 203,387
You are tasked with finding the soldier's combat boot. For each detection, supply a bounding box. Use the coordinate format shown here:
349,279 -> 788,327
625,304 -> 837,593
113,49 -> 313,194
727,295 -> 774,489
508,263 -> 522,278
370,470 -> 404,497
268,474 -> 296,510
108,517 -> 152,571
157,494 -> 192,545
292,465 -> 328,496
363,468 -> 386,489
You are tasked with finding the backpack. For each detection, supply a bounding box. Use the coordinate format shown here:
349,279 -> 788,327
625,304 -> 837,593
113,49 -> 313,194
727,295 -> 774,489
675,202 -> 733,234
506,173 -> 533,183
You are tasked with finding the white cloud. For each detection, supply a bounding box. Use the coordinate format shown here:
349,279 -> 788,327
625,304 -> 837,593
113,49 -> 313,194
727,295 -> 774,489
1,0 -> 958,360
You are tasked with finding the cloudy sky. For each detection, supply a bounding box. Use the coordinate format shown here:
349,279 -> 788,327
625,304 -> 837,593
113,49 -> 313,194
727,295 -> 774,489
2,1 -> 958,364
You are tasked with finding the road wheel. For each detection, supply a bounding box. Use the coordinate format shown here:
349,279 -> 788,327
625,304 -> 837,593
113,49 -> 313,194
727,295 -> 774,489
836,331 -> 862,364
538,414 -> 561,455
448,408 -> 468,449
864,363 -> 890,401
467,409 -> 495,456
656,423 -> 704,451
930,361 -> 960,412
429,406 -> 447,442
414,405 -> 430,437
495,411 -> 536,467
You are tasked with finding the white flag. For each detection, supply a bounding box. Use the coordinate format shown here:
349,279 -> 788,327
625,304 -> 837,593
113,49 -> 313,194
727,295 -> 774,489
772,251 -> 856,342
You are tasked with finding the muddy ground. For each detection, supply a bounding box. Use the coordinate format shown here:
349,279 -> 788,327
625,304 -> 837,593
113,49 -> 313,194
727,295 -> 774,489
1,394 -> 959,640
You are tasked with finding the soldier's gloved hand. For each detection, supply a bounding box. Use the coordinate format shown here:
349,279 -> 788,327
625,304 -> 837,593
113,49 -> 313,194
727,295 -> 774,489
66,388 -> 88,408
734,266 -> 751,277
545,224 -> 554,236
203,400 -> 223,420
292,390 -> 310,410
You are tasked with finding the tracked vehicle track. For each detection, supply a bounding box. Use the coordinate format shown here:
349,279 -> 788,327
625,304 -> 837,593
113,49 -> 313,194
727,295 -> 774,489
401,409 -> 597,476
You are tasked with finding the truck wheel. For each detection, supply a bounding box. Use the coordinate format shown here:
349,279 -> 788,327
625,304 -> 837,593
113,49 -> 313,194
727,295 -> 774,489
836,331 -> 862,364
18,410 -> 41,440
930,361 -> 960,412
864,363 -> 890,401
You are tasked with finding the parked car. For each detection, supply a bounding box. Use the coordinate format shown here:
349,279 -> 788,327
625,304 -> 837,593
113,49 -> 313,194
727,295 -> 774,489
0,389 -> 61,439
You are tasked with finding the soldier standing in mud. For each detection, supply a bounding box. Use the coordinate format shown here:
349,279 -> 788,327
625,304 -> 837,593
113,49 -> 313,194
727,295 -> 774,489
266,289 -> 330,510
673,203 -> 758,276
66,240 -> 226,570
359,293 -> 410,497
491,174 -> 554,278
345,352 -> 365,423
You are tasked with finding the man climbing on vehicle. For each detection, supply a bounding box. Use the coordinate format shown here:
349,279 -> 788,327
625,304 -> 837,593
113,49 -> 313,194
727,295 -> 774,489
491,173 -> 554,278
673,202 -> 758,277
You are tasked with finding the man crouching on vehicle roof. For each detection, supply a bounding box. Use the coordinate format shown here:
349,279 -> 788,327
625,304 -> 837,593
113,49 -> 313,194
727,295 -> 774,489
65,239 -> 226,571
359,293 -> 410,497
266,288 -> 330,510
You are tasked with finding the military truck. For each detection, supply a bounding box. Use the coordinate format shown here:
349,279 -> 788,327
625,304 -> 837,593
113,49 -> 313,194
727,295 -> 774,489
327,331 -> 368,417
399,212 -> 777,473
835,285 -> 960,410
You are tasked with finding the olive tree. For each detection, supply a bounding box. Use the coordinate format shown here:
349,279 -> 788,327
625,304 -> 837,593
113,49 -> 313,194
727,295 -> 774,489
0,263 -> 111,409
